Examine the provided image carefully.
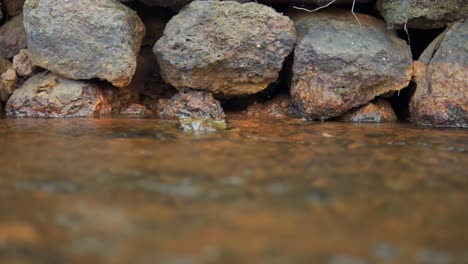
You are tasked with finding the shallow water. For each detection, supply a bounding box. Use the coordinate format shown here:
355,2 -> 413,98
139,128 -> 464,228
0,116 -> 467,264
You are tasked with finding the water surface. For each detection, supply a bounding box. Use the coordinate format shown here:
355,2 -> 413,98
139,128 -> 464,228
0,116 -> 467,264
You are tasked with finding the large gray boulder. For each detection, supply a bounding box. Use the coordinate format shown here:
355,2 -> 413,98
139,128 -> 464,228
154,0 -> 296,96
23,0 -> 145,88
410,20 -> 468,128
290,9 -> 412,120
6,72 -> 116,118
377,0 -> 468,29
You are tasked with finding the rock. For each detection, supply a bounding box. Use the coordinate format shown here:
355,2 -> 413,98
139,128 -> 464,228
377,0 -> 468,29
410,20 -> 468,128
6,72 -> 116,118
2,0 -> 26,17
246,94 -> 293,119
154,0 -> 296,96
13,49 -> 38,78
290,9 -> 412,120
120,103 -> 153,116
0,68 -> 17,101
158,88 -> 225,121
178,117 -> 227,132
340,99 -> 397,123
23,0 -> 145,87
0,13 -> 27,59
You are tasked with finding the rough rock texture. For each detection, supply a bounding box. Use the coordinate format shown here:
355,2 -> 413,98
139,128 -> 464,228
154,1 -> 296,96
290,9 -> 412,120
410,20 -> 468,128
340,99 -> 397,123
158,89 -> 225,120
6,72 -> 115,118
378,0 -> 468,29
2,0 -> 26,17
246,94 -> 293,119
0,68 -> 17,102
23,0 -> 145,87
0,13 -> 27,59
13,49 -> 38,78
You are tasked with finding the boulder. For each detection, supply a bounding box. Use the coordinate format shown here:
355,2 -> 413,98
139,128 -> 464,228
13,49 -> 38,78
340,99 -> 397,122
410,20 -> 468,128
377,0 -> 468,29
158,88 -> 225,121
6,72 -> 116,118
0,68 -> 17,102
0,13 -> 27,59
154,0 -> 296,96
23,0 -> 145,87
290,9 -> 412,120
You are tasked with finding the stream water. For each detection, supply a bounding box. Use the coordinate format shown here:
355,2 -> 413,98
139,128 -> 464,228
0,116 -> 467,264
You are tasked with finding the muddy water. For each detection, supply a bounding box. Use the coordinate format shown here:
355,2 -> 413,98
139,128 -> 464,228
0,116 -> 467,264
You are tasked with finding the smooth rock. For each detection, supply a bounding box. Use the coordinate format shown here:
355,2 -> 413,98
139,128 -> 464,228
23,0 -> 145,87
6,72 -> 115,118
290,9 -> 412,120
410,20 -> 468,128
340,99 -> 397,123
378,0 -> 468,29
0,13 -> 27,59
154,0 -> 296,96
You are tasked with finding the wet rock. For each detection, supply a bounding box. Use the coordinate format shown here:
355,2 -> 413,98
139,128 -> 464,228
154,0 -> 296,96
158,89 -> 225,121
246,94 -> 293,119
378,0 -> 468,29
2,0 -> 26,17
410,20 -> 468,128
179,117 -> 227,132
290,9 -> 412,120
340,99 -> 397,123
23,0 -> 145,87
6,72 -> 116,118
13,49 -> 38,78
0,13 -> 27,59
120,103 -> 153,116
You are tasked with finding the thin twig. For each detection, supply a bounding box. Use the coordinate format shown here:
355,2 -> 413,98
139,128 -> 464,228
292,0 -> 337,12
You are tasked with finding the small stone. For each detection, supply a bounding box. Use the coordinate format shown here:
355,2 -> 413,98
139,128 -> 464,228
13,49 -> 38,78
179,118 -> 227,133
0,68 -> 18,102
120,104 -> 153,116
158,89 -> 225,121
340,99 -> 397,123
246,94 -> 293,120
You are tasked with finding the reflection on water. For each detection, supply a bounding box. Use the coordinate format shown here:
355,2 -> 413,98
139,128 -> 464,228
0,116 -> 467,264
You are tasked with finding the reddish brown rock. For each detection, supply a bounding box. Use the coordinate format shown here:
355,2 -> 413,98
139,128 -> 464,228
410,20 -> 468,128
0,68 -> 17,102
6,72 -> 116,118
246,94 -> 293,120
120,104 -> 153,116
158,89 -> 225,121
290,9 -> 412,120
0,13 -> 27,59
340,99 -> 397,123
13,49 -> 38,78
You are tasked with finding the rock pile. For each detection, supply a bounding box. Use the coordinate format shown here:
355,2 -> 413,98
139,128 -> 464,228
0,0 -> 464,128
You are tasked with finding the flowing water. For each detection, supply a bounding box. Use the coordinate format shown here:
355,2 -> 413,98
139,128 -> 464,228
0,115 -> 467,264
